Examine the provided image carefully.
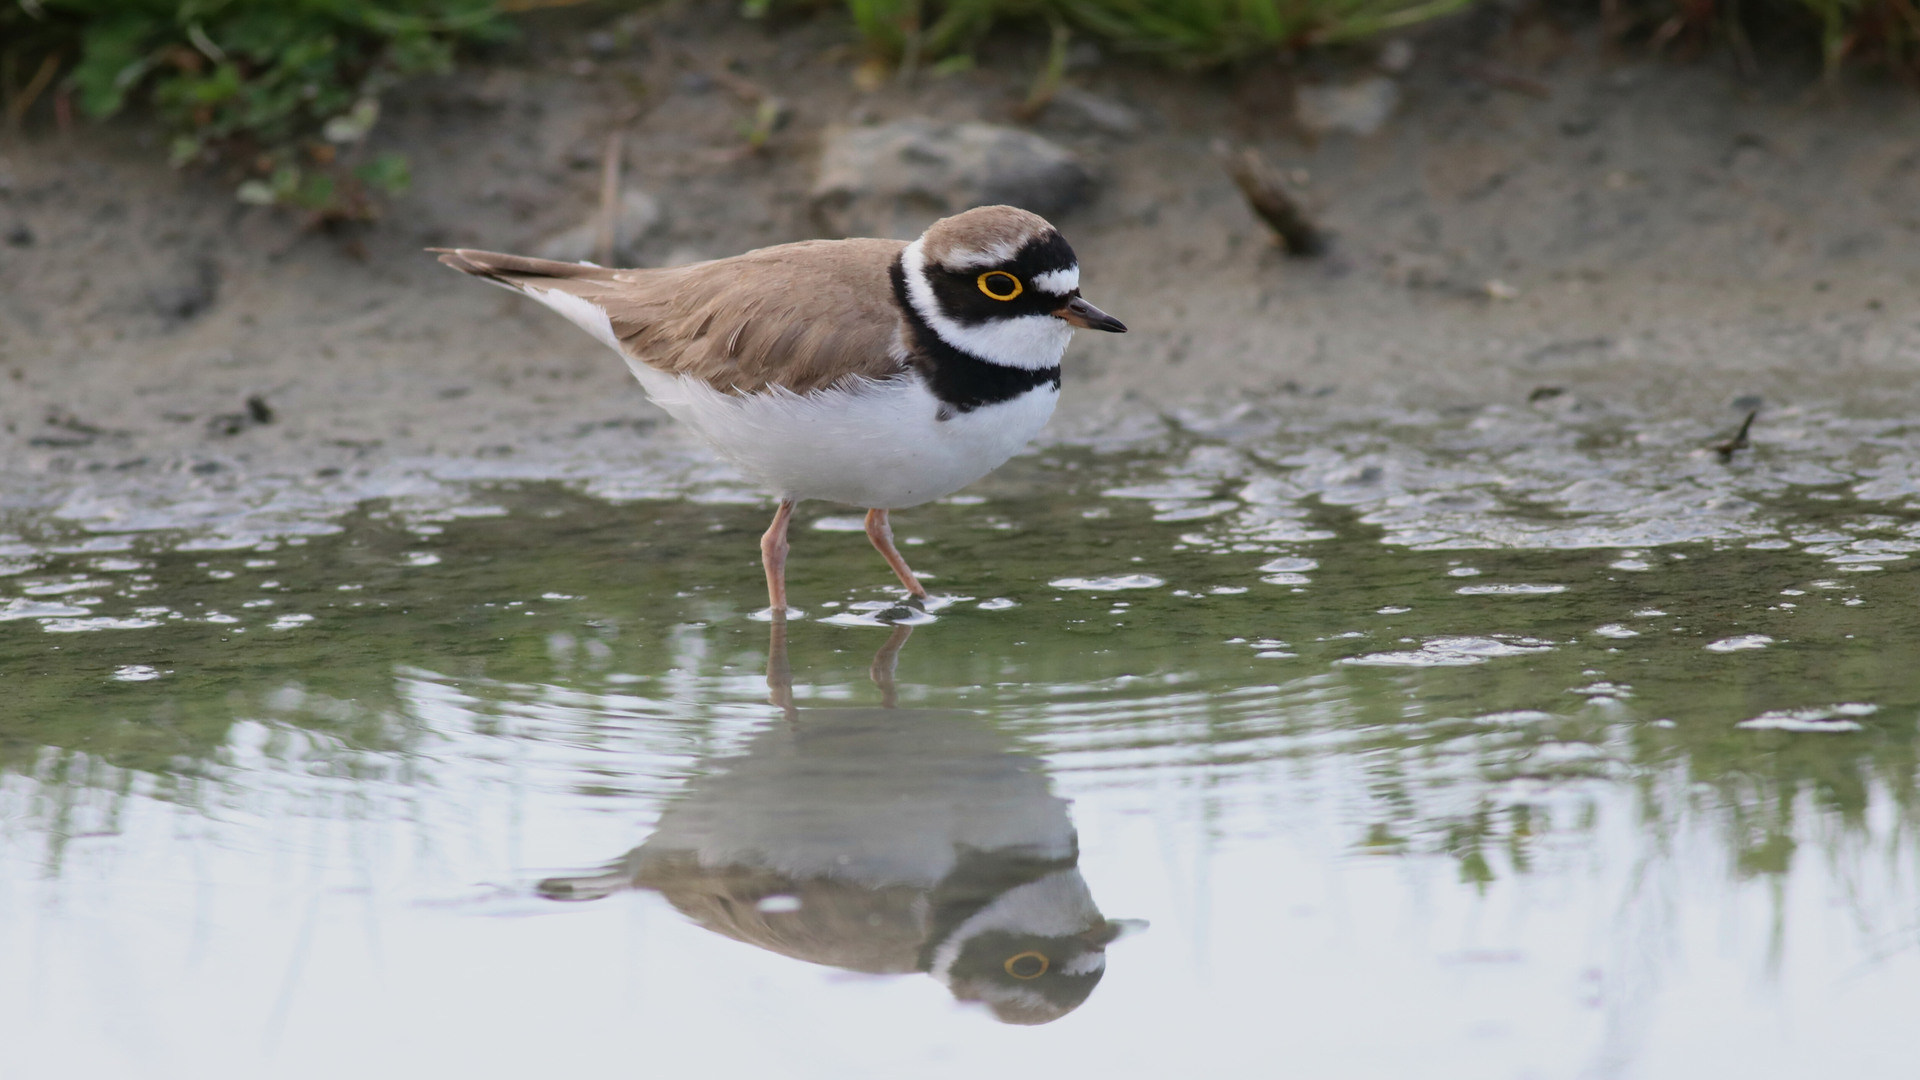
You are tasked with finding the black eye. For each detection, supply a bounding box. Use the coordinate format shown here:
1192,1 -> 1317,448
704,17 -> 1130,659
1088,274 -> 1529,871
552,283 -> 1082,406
977,271 -> 1023,301
1004,951 -> 1049,979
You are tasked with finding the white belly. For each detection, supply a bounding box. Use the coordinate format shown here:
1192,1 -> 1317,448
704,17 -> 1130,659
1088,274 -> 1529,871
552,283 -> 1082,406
626,363 -> 1058,509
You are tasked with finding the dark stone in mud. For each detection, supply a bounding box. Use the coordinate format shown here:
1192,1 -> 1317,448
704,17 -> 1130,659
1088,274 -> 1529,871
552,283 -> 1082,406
148,256 -> 220,322
1043,89 -> 1143,138
206,395 -> 274,437
206,414 -> 250,438
812,120 -> 1093,239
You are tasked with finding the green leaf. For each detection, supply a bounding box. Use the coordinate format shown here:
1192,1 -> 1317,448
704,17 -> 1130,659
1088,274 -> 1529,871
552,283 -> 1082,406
355,152 -> 411,196
168,134 -> 205,168
71,14 -> 162,118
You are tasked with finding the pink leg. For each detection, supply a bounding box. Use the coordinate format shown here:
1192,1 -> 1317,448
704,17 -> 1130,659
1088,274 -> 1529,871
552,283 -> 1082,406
761,499 -> 796,613
765,617 -> 796,718
865,508 -> 929,599
869,624 -> 913,709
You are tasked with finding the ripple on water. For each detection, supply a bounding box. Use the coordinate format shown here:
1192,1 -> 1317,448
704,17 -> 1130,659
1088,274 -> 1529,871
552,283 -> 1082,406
1456,584 -> 1568,596
819,601 -> 940,627
21,578 -> 112,596
1737,703 -> 1877,733
1050,574 -> 1165,591
1341,636 -> 1555,667
1470,709 -> 1559,726
42,616 -> 163,633
0,599 -> 91,621
809,516 -> 868,533
1258,557 -> 1319,574
1706,634 -> 1774,653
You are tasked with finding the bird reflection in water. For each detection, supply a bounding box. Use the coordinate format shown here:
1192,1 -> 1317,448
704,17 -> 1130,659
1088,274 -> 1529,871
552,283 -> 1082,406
538,620 -> 1140,1024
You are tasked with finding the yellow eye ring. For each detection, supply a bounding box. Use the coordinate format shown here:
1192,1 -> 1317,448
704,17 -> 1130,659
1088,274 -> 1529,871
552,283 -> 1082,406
977,271 -> 1023,301
1004,951 -> 1050,979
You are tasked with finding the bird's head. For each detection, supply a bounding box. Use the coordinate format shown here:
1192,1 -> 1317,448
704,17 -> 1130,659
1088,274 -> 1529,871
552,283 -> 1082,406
929,868 -> 1144,1025
898,205 -> 1126,371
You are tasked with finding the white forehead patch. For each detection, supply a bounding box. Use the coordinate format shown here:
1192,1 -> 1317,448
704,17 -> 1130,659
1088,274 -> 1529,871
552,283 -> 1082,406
1031,265 -> 1079,296
1061,951 -> 1108,977
942,239 -> 1024,270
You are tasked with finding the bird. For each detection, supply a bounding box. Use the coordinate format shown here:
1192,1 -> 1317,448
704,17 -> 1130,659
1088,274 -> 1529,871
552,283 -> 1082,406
432,205 -> 1125,614
537,622 -> 1140,1025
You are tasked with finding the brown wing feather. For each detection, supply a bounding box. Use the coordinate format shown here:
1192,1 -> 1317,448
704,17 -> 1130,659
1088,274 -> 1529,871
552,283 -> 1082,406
432,239 -> 910,395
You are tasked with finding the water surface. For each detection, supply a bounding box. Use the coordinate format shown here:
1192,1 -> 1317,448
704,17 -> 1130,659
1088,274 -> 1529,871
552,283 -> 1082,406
6,435 -> 1920,1078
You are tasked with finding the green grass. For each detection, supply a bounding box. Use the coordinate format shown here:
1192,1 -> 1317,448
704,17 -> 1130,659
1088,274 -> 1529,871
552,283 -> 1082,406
1616,0 -> 1920,79
2,0 -> 510,219
759,0 -> 1476,65
791,0 -> 1919,76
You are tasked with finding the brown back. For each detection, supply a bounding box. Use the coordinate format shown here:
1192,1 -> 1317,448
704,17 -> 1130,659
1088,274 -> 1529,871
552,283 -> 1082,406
436,239 -> 912,395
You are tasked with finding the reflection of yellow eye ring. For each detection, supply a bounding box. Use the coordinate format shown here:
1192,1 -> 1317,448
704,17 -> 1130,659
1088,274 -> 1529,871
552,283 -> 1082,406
1004,951 -> 1049,979
977,271 -> 1023,301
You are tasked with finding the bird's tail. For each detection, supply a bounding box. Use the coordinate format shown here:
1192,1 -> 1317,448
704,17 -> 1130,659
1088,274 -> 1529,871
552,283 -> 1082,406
428,247 -> 617,290
429,247 -> 629,353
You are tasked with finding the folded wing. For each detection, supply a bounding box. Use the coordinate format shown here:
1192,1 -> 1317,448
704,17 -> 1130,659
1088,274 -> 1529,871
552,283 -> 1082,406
432,238 -> 912,395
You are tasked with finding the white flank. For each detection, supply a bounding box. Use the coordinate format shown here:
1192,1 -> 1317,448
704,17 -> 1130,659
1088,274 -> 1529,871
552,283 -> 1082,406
902,239 -> 1072,372
625,362 -> 1058,509
1030,265 -> 1080,296
526,286 -> 622,353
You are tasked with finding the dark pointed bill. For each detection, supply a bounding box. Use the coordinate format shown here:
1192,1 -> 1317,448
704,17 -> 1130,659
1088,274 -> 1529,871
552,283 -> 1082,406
1055,295 -> 1127,333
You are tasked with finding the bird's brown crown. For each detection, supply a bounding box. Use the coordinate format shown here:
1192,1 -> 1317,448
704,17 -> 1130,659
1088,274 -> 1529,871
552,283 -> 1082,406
917,205 -> 1062,272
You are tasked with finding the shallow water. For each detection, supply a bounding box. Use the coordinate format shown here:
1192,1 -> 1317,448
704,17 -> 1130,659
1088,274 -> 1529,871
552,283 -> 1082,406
6,440 -> 1920,1078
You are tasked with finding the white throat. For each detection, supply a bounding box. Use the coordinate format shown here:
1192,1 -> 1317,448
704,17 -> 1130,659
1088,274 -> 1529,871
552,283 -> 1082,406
928,870 -> 1104,986
901,239 -> 1073,372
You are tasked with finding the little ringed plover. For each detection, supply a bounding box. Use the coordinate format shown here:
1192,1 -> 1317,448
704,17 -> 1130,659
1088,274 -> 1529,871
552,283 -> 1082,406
433,205 -> 1124,612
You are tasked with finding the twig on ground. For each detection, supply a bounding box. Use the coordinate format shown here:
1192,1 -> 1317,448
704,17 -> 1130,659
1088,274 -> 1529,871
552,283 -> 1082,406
1714,409 -> 1759,462
706,63 -> 774,104
1015,19 -> 1072,122
595,130 -> 623,266
1219,144 -> 1328,257
6,51 -> 61,129
1459,63 -> 1551,98
693,58 -> 790,153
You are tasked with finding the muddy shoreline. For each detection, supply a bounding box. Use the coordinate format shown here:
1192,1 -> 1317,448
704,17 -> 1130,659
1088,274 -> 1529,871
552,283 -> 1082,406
2,7 -> 1917,545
